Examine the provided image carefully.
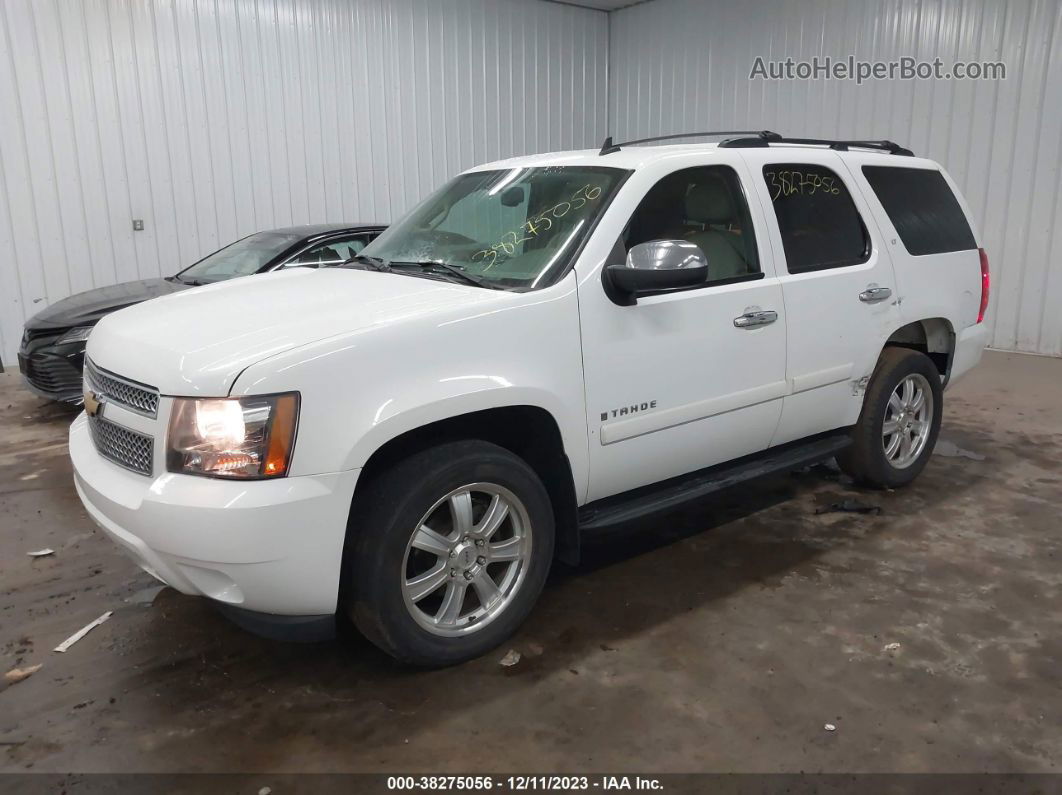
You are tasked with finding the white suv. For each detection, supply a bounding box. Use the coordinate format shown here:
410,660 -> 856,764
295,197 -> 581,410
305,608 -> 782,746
70,132 -> 990,665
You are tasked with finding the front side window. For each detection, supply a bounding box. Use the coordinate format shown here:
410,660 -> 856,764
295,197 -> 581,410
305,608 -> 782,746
861,166 -> 976,256
361,166 -> 627,290
624,165 -> 760,284
762,164 -> 869,273
284,235 -> 372,268
178,231 -> 304,284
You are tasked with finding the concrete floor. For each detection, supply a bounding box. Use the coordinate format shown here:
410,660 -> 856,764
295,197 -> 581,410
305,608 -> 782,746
1,350 -> 1060,774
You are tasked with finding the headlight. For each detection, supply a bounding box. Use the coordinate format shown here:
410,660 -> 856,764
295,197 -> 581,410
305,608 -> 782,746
166,393 -> 299,479
58,325 -> 94,345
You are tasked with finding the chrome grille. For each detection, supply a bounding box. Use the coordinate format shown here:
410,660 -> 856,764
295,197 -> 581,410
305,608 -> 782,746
88,414 -> 154,476
85,359 -> 159,417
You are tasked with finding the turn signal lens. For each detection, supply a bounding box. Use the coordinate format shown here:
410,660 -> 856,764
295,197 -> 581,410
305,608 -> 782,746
264,396 -> 298,476
167,393 -> 299,479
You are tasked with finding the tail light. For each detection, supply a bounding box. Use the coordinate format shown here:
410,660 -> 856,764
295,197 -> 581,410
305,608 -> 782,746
977,248 -> 990,324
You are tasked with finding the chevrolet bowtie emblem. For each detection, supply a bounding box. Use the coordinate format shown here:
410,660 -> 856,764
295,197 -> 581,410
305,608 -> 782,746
84,390 -> 104,418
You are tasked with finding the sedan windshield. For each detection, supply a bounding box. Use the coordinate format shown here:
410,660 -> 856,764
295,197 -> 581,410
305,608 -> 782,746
178,231 -> 304,284
359,166 -> 626,290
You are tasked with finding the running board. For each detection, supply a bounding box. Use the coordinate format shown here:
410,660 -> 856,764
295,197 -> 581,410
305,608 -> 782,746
577,431 -> 852,531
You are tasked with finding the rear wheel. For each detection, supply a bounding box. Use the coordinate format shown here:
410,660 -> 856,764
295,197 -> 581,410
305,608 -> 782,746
346,440 -> 554,666
838,347 -> 943,489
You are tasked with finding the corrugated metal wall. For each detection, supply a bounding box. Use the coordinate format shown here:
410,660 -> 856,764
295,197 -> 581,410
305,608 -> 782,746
609,0 -> 1062,356
0,0 -> 608,365
4,0 -> 1059,361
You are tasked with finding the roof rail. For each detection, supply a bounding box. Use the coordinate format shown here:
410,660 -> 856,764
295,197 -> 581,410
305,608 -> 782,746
718,131 -> 914,156
598,130 -> 778,156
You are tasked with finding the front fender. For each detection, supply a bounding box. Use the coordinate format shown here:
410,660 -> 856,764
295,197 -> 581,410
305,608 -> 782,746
229,276 -> 590,502
345,384 -> 579,471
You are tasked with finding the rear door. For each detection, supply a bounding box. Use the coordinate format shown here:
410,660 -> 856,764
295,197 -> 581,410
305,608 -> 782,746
740,149 -> 902,445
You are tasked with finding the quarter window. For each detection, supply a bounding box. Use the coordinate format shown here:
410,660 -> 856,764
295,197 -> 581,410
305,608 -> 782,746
762,164 -> 869,273
624,165 -> 760,284
861,166 -> 976,255
284,235 -> 372,268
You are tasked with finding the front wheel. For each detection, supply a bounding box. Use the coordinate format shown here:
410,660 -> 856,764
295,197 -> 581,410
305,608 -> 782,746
346,440 -> 555,666
838,347 -> 944,489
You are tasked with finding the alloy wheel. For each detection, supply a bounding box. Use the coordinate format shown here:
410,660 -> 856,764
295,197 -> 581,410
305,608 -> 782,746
400,482 -> 532,636
882,372 -> 934,469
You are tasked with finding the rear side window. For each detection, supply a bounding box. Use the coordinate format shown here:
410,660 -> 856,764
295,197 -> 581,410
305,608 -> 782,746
762,164 -> 869,273
862,166 -> 976,256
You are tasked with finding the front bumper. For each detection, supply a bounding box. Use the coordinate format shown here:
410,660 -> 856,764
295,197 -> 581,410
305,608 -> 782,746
70,413 -> 360,617
18,342 -> 86,403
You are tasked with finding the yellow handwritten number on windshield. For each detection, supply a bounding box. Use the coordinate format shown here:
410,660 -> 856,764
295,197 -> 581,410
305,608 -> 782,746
472,184 -> 603,270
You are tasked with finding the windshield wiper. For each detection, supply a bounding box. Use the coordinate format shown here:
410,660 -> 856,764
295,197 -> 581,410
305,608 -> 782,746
391,260 -> 504,290
342,253 -> 392,272
169,274 -> 205,286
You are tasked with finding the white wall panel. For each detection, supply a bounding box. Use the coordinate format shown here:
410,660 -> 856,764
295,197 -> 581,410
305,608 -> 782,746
609,0 -> 1062,356
0,0 -> 608,365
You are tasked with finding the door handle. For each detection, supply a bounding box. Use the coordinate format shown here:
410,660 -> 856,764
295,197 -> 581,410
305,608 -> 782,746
859,286 -> 893,303
733,310 -> 778,329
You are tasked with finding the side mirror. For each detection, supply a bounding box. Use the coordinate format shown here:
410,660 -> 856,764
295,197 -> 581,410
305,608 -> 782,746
604,240 -> 708,303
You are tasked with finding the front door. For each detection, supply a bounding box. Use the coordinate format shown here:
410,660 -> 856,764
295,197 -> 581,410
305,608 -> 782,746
577,161 -> 789,502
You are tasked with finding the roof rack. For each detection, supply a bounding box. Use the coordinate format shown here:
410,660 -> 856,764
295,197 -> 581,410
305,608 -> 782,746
718,131 -> 914,156
598,130 -> 777,156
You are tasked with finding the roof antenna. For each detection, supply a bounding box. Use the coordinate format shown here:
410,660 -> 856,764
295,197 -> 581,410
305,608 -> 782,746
599,136 -> 621,156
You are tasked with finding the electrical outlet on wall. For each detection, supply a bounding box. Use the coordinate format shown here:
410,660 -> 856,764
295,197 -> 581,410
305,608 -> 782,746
132,219 -> 145,231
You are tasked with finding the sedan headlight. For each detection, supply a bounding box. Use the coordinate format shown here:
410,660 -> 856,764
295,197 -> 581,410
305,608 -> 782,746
58,325 -> 94,345
166,393 -> 299,479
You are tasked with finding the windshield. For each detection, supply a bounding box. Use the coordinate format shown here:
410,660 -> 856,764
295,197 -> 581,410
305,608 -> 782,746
360,166 -> 626,289
178,231 -> 304,283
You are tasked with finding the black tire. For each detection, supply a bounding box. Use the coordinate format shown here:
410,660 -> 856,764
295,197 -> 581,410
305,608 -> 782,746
345,440 -> 555,666
837,347 -> 944,489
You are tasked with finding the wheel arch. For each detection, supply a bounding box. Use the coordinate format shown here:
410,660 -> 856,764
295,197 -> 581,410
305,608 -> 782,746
349,405 -> 581,567
883,317 -> 955,381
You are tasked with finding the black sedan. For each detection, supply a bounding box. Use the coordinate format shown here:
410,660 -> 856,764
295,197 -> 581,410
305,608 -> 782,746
18,222 -> 385,403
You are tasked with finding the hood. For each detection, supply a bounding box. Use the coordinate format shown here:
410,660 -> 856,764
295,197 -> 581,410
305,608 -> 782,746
86,268 -> 506,396
26,278 -> 189,330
